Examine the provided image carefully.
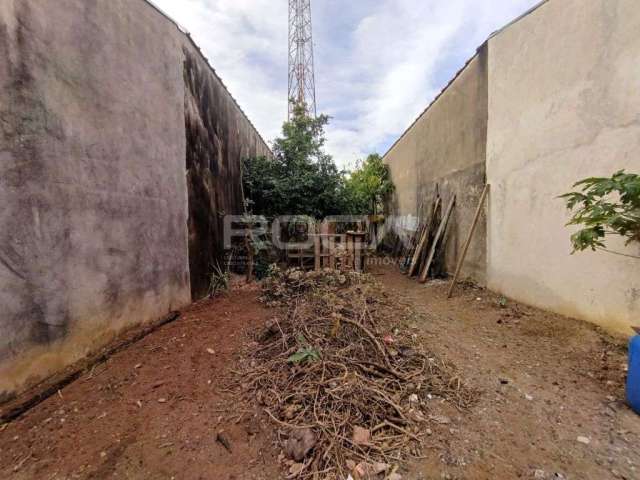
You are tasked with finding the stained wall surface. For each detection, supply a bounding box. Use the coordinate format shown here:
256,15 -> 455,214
183,44 -> 271,299
486,0 -> 640,335
0,0 -> 269,397
384,50 -> 488,284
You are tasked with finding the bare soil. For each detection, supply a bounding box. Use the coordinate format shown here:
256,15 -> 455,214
0,284 -> 281,480
372,264 -> 639,480
1,265 -> 639,480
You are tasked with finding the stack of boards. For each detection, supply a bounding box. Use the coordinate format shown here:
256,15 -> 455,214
391,184 -> 489,296
393,192 -> 456,284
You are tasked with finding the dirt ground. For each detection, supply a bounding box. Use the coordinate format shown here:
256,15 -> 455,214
372,265 -> 639,480
1,264 -> 639,480
0,284 -> 281,480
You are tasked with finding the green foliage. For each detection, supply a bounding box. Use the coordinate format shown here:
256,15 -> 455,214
243,102 -> 350,218
560,170 -> 640,253
243,102 -> 394,218
287,334 -> 321,364
264,263 -> 281,279
343,153 -> 395,215
288,347 -> 321,364
208,263 -> 230,297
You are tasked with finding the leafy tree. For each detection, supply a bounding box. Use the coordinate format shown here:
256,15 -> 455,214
243,103 -> 395,220
243,102 -> 348,218
560,170 -> 640,255
344,154 -> 395,215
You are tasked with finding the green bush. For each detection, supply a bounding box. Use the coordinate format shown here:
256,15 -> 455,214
243,101 -> 394,219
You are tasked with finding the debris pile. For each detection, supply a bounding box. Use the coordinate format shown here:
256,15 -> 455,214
238,268 -> 476,479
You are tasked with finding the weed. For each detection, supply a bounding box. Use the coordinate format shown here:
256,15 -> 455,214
208,263 -> 230,298
287,334 -> 321,364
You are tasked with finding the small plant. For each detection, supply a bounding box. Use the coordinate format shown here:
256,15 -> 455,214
288,334 -> 321,364
208,263 -> 230,298
560,170 -> 640,255
264,263 -> 281,279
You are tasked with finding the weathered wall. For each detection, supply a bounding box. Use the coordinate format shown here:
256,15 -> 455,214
385,49 -> 488,283
183,43 -> 271,299
486,0 -> 640,335
0,0 -> 269,397
384,0 -> 640,335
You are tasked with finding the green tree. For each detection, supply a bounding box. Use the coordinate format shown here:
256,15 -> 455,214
560,170 -> 640,256
344,153 -> 395,215
243,102 -> 348,218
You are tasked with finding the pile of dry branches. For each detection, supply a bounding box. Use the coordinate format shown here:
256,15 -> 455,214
238,268 -> 476,479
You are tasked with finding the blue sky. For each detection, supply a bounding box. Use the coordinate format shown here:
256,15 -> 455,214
151,0 -> 540,168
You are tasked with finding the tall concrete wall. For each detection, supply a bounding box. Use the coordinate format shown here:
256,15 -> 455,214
385,50 -> 488,284
486,0 -> 640,335
0,0 -> 270,398
183,41 -> 271,299
385,0 -> 640,335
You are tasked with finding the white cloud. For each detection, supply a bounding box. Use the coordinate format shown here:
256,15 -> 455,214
151,0 -> 288,142
150,0 -> 540,167
317,0 -> 541,167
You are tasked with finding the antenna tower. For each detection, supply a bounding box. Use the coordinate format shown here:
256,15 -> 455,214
288,0 -> 317,118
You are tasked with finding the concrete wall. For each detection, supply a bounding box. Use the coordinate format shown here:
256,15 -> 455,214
183,42 -> 271,299
0,0 -> 269,398
385,0 -> 640,335
486,0 -> 640,336
385,49 -> 488,284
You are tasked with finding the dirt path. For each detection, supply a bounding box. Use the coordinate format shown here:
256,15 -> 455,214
0,286 -> 281,480
1,267 -> 639,480
372,265 -> 639,480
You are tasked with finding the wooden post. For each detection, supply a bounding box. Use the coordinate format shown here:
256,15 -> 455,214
338,234 -> 347,271
346,235 -> 354,271
407,226 -> 427,276
419,195 -> 456,283
245,233 -> 254,283
354,236 -> 362,272
314,234 -> 321,271
447,184 -> 489,298
329,236 -> 336,270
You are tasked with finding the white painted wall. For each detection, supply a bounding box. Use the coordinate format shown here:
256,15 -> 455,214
486,0 -> 640,335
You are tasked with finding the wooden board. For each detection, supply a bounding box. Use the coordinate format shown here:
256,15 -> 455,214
401,227 -> 420,272
447,184 -> 489,297
407,226 -> 428,276
419,195 -> 456,283
329,236 -> 336,269
314,234 -> 321,271
408,196 -> 441,277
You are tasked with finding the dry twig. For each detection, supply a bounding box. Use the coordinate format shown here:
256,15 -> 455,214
234,268 -> 477,479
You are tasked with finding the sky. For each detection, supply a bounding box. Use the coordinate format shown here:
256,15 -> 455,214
151,0 -> 540,169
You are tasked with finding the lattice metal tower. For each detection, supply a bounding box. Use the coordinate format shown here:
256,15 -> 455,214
288,0 -> 317,118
